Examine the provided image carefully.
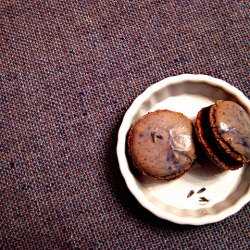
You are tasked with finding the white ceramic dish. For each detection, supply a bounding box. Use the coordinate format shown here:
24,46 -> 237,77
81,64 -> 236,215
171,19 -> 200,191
117,74 -> 250,225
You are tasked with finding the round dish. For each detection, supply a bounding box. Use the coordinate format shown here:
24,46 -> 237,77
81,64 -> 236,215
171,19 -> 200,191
116,74 -> 250,225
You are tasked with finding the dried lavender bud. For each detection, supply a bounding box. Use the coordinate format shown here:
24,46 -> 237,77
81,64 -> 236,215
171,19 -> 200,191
151,132 -> 156,143
156,134 -> 163,139
197,188 -> 206,194
199,197 -> 210,203
187,190 -> 194,198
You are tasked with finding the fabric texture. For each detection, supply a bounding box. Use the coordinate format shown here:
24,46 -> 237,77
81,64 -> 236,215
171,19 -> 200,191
1,0 -> 249,249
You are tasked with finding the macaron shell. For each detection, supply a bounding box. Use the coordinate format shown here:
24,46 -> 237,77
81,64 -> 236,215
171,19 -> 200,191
214,100 -> 250,162
128,110 -> 196,180
209,103 -> 246,163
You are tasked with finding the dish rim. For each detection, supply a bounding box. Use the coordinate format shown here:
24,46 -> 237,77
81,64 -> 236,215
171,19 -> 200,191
116,74 -> 250,225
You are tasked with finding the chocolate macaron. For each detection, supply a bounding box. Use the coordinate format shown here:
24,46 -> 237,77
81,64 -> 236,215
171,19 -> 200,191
195,100 -> 250,170
128,110 -> 196,181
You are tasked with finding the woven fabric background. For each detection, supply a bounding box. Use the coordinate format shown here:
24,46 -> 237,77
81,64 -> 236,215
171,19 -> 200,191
1,0 -> 249,249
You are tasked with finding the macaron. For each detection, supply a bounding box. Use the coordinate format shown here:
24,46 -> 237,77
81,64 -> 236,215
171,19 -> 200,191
128,110 -> 196,181
195,100 -> 250,170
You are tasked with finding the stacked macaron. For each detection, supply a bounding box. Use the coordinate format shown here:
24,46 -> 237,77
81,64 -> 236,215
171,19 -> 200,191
195,100 -> 250,170
127,100 -> 250,181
